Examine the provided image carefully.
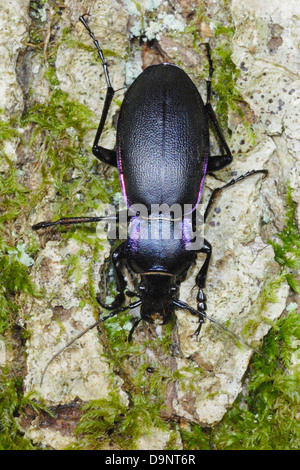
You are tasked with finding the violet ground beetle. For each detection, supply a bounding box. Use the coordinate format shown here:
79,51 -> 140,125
33,16 -> 277,385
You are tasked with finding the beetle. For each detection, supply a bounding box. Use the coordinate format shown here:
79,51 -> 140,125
33,15 -> 268,345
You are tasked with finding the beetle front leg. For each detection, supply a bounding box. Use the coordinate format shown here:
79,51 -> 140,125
97,241 -> 132,310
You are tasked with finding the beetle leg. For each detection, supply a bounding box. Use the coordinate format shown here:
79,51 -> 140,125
92,86 -> 117,167
201,42 -> 233,172
191,170 -> 268,333
204,169 -> 268,222
205,102 -> 233,172
195,239 -> 212,289
97,241 -> 131,310
128,317 -> 142,342
203,43 -> 214,105
193,239 -> 212,335
79,15 -> 117,167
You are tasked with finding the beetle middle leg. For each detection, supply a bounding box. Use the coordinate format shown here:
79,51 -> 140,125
192,239 -> 212,336
204,169 -> 268,222
191,169 -> 268,336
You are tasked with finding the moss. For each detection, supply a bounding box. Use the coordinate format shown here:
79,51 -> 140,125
76,296 -> 300,451
241,272 -> 286,338
269,186 -> 300,294
0,366 -> 53,450
0,167 -> 28,224
22,69 -> 120,220
178,188 -> 300,450
212,309 -> 300,450
0,367 -> 35,450
57,8 -> 300,450
0,243 -> 39,334
178,307 -> 300,450
72,392 -> 129,449
212,43 -> 242,126
0,1 -> 122,448
0,114 -> 19,143
73,386 -> 167,449
69,311 -> 181,449
71,365 -> 177,450
1,0 -> 297,450
0,115 -> 40,334
213,188 -> 300,449
71,364 -> 172,449
0,115 -> 43,447
180,423 -> 211,450
184,2 -> 256,144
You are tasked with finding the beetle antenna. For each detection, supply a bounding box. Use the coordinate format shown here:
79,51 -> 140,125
40,319 -> 101,387
173,300 -> 286,371
40,301 -> 142,387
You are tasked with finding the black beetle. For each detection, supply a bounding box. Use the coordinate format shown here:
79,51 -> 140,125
33,15 -> 268,346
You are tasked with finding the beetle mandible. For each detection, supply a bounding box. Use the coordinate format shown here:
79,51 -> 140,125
33,15 -> 268,344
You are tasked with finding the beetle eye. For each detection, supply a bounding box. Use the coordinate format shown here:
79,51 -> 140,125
170,285 -> 178,293
139,285 -> 146,292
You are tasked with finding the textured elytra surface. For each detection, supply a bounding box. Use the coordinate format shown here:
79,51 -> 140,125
1,0 -> 299,449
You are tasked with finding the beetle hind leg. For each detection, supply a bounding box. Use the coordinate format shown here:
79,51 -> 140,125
206,102 -> 233,172
202,42 -> 214,105
199,43 -> 233,172
79,15 -> 118,167
92,85 -> 118,167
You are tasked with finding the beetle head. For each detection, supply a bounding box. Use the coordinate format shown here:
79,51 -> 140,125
138,274 -> 178,324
